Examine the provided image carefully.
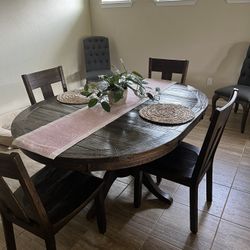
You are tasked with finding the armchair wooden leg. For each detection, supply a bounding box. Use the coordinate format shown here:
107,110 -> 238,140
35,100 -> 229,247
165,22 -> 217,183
1,214 -> 16,250
234,103 -> 239,113
95,189 -> 106,234
134,170 -> 143,208
241,103 -> 249,133
206,165 -> 213,202
45,236 -> 56,250
190,186 -> 198,234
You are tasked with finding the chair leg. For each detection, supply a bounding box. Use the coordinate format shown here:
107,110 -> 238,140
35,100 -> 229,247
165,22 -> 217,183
95,189 -> 106,234
1,214 -> 16,250
190,186 -> 198,234
206,165 -> 213,202
45,236 -> 56,250
134,170 -> 143,208
234,103 -> 239,113
241,103 -> 249,133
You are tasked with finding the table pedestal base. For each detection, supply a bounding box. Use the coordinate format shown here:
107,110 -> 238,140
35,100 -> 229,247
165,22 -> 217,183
87,168 -> 173,219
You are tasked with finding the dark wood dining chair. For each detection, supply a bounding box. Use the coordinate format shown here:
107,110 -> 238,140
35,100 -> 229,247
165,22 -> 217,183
83,36 -> 113,82
22,66 -> 68,105
134,89 -> 238,233
0,152 -> 106,250
212,45 -> 250,133
148,57 -> 190,184
148,57 -> 189,83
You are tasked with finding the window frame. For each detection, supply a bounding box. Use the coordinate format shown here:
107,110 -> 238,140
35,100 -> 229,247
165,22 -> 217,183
100,0 -> 134,8
225,0 -> 250,3
153,0 -> 197,6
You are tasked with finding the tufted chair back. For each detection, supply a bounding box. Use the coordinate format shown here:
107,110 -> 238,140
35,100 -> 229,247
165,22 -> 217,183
83,36 -> 111,73
238,46 -> 250,86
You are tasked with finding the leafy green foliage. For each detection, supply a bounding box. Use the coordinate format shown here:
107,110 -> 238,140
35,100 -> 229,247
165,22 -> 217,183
81,59 -> 160,112
88,98 -> 98,108
101,101 -> 111,112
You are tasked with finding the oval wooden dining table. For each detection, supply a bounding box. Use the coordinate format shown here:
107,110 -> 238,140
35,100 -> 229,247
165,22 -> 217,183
11,83 -> 208,206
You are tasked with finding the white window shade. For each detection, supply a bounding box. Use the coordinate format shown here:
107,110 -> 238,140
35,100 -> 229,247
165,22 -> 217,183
101,0 -> 133,8
153,0 -> 197,6
225,0 -> 250,3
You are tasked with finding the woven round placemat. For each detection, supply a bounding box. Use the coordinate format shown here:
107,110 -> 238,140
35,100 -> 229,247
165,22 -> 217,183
139,103 -> 195,125
57,91 -> 89,105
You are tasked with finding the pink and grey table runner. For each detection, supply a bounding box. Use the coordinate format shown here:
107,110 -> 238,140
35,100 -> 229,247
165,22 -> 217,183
13,79 -> 175,159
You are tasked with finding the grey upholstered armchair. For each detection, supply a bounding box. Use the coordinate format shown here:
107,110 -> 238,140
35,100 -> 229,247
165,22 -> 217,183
212,46 -> 250,133
83,36 -> 113,82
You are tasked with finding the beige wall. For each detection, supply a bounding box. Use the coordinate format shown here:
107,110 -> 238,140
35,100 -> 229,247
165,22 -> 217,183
90,0 -> 250,99
0,0 -> 91,114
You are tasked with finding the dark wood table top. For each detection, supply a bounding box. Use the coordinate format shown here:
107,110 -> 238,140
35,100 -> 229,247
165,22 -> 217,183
11,84 -> 208,172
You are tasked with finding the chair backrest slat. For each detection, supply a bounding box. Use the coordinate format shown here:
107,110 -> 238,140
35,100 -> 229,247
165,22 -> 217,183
22,66 -> 67,105
148,58 -> 189,83
193,89 -> 238,182
0,153 -> 49,227
0,177 -> 29,222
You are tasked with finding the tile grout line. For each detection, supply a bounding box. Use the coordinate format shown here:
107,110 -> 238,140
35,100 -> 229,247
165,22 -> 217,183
139,182 -> 182,250
138,193 -> 171,249
220,217 -> 250,231
210,137 -> 247,250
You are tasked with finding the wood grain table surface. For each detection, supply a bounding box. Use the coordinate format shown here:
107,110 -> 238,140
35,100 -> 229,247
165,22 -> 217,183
11,84 -> 208,173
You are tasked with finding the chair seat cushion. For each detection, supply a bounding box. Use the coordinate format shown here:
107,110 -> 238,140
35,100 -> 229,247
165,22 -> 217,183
0,108 -> 25,147
14,166 -> 103,225
0,128 -> 13,147
144,141 -> 199,185
215,84 -> 250,102
86,69 -> 113,81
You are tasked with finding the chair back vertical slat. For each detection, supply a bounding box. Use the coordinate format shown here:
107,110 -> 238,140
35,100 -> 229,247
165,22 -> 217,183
193,89 -> 238,182
22,66 -> 67,105
40,85 -> 54,99
0,177 -> 29,222
0,153 -> 50,227
148,58 -> 189,83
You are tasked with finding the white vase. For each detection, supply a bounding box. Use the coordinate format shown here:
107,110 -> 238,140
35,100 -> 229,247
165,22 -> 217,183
108,89 -> 128,106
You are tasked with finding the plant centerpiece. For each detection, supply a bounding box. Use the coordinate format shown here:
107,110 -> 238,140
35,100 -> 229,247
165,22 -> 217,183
81,59 -> 159,112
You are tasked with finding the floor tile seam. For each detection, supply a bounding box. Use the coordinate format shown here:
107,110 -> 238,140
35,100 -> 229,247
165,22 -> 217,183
213,158 -> 240,166
212,180 -> 233,189
150,202 -> 166,232
229,159 -> 242,190
181,180 -> 237,221
209,217 -> 223,250
111,182 -> 131,202
220,187 -> 234,220
171,181 -> 182,196
140,235 -> 183,250
138,200 -> 168,250
231,185 -> 250,195
200,176 -> 228,185
145,231 -> 186,250
165,199 -> 222,221
220,217 -> 250,231
239,140 -> 247,164
116,178 -> 133,185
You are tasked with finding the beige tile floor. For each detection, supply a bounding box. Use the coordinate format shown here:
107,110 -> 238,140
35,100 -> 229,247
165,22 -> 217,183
0,106 -> 250,250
